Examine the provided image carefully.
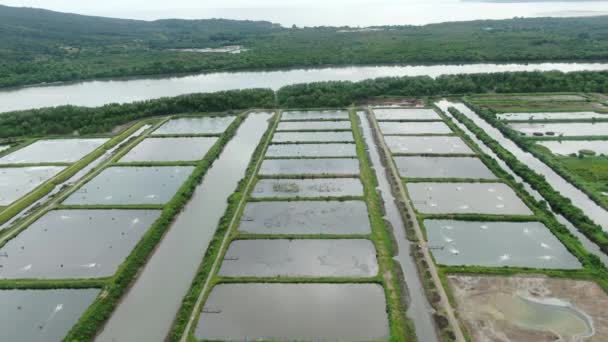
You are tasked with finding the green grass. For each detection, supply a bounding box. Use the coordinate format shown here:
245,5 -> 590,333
559,156 -> 608,208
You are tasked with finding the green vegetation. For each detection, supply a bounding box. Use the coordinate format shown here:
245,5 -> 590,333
2,5 -> 608,88
467,93 -> 608,113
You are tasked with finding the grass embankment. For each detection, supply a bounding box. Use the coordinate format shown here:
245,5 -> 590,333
467,93 -> 606,113
64,113 -> 248,341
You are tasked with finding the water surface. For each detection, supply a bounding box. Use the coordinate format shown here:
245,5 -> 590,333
0,139 -> 108,164
152,116 -> 235,135
277,120 -> 351,131
251,178 -> 363,198
498,112 -> 608,121
374,108 -> 441,121
537,140 -> 608,156
509,122 -> 608,137
272,131 -> 354,143
384,136 -> 474,155
265,143 -> 356,158
281,110 -> 349,121
379,121 -> 452,135
259,158 -> 359,176
119,137 -> 217,162
0,166 -> 65,206
394,156 -> 496,179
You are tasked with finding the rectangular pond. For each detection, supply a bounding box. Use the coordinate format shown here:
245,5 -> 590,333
406,182 -> 533,215
195,283 -> 389,341
219,239 -> 378,277
265,143 -> 357,158
281,110 -> 349,121
251,178 -> 363,198
152,116 -> 235,135
0,138 -> 108,164
379,121 -> 452,135
385,136 -> 474,155
239,200 -> 371,235
272,131 -> 354,143
0,209 -> 161,279
509,122 -> 608,137
0,166 -> 65,206
63,166 -> 194,205
119,137 -> 217,162
394,156 -> 496,179
497,112 -> 608,121
259,158 -> 360,176
425,220 -> 581,269
0,289 -> 99,342
537,140 -> 608,156
277,120 -> 351,131
374,108 -> 441,121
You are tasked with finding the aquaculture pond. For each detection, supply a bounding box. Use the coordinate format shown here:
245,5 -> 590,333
379,121 -> 452,135
276,120 -> 351,131
374,108 -> 441,121
537,140 -> 608,156
497,111 -> 608,121
384,136 -> 474,155
272,131 -> 354,143
0,139 -> 108,164
238,200 -> 371,235
258,158 -> 360,176
424,220 -> 581,269
265,143 -> 356,158
251,178 -> 363,198
195,283 -> 389,341
63,166 -> 194,205
406,182 -> 533,215
394,156 -> 496,179
509,122 -> 608,137
152,116 -> 235,135
0,209 -> 161,279
281,110 -> 349,121
219,239 -> 378,277
119,137 -> 217,162
0,166 -> 65,206
0,289 -> 99,342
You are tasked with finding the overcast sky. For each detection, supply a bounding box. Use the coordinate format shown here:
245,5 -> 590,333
2,0 -> 608,26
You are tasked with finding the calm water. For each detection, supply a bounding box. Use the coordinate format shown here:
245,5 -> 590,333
0,166 -> 65,206
251,178 -> 364,198
259,158 -> 360,176
0,289 -> 99,342
119,137 -> 217,162
0,210 -> 161,278
425,220 -> 581,269
238,200 -> 372,235
277,120 -> 351,131
394,156 -> 496,179
281,110 -> 350,121
3,63 -> 608,113
538,140 -> 608,156
498,112 -> 608,121
510,122 -> 608,137
96,112 -> 272,342
272,131 -> 354,143
379,121 -> 453,135
384,135 -> 474,155
374,108 -> 441,121
195,283 -> 389,341
265,143 -> 357,158
63,166 -> 194,205
0,139 -> 108,164
152,116 -> 235,135
219,239 -> 378,277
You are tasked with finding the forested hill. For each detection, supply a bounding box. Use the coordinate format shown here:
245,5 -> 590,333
2,4 -> 608,88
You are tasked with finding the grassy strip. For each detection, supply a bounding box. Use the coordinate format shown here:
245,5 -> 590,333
454,103 -> 608,254
392,153 -> 477,157
270,140 -> 355,145
148,134 -> 222,138
247,196 -> 365,202
0,279 -> 106,290
404,177 -> 500,183
418,213 -> 539,222
166,112 -> 278,342
235,233 -> 371,240
257,173 -> 361,179
383,133 -> 456,137
63,113 -> 248,341
264,155 -> 358,160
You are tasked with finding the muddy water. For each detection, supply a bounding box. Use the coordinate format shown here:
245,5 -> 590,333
394,156 -> 497,179
63,166 -> 194,205
358,111 -> 439,342
219,239 -> 378,277
195,283 -> 389,341
281,110 -> 349,121
509,122 -> 608,137
119,137 -> 217,162
0,139 -> 108,164
277,120 -> 351,131
0,166 -> 65,206
259,158 -> 360,176
375,108 -> 441,121
384,135 -> 474,155
251,178 -> 363,198
407,182 -> 533,215
498,112 -> 608,121
439,101 -> 608,231
238,200 -> 371,235
537,140 -> 608,156
0,288 -> 99,342
96,112 -> 272,342
152,116 -> 235,135
265,143 -> 357,158
0,210 -> 161,279
272,131 -> 354,143
424,220 -> 581,269
379,121 -> 453,135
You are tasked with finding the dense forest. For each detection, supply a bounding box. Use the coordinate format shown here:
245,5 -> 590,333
1,5 -> 608,88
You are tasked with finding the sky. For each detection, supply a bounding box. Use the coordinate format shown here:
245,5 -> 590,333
2,0 -> 608,26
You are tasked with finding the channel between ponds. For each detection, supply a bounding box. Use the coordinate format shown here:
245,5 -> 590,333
357,111 -> 439,342
95,112 -> 272,342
